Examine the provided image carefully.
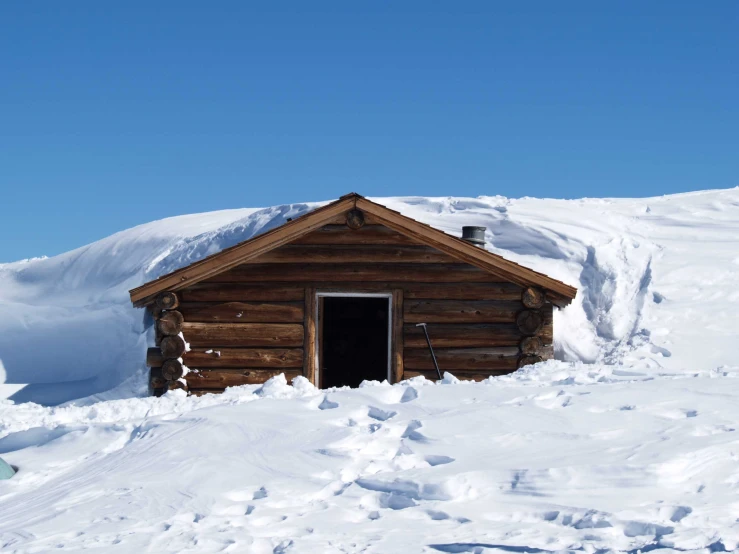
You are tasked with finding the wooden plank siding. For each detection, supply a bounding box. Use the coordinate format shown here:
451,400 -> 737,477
172,222 -> 557,392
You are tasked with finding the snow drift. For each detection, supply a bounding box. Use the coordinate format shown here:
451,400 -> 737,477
1,188 -> 738,404
1,189 -> 739,553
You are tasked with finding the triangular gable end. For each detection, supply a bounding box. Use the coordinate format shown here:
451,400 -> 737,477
129,193 -> 577,307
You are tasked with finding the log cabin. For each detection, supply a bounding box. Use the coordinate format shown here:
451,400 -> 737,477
129,193 -> 577,396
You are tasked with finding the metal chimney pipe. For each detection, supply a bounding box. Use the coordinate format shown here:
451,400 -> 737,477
462,226 -> 486,248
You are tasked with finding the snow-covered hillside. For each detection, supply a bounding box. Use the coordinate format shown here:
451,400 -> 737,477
1,189 -> 738,404
1,189 -> 739,553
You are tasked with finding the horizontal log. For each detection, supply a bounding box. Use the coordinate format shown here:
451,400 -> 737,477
402,369 -> 515,381
147,347 -> 164,368
185,369 -> 303,389
187,282 -> 522,300
181,322 -> 304,347
404,347 -> 520,370
179,301 -> 304,323
201,282 -> 521,299
157,310 -> 184,336
208,264 -> 506,283
292,224 -> 418,246
188,389 -> 222,396
256,245 -> 456,264
404,300 -> 521,323
403,282 -> 523,300
184,348 -> 303,369
179,284 -> 304,303
404,323 -> 522,348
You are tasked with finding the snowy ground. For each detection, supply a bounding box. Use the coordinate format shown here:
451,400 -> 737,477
1,188 -> 739,552
2,367 -> 739,553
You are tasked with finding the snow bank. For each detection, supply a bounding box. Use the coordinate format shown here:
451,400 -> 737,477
1,188 -> 739,552
1,188 -> 738,405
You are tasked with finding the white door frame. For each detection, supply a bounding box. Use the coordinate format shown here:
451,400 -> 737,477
314,292 -> 393,389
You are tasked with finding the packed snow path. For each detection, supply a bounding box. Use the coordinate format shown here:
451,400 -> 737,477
1,366 -> 739,553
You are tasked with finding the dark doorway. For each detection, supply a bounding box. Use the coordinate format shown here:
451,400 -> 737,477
320,296 -> 389,388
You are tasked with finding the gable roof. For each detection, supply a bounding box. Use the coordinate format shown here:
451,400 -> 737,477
129,193 -> 577,307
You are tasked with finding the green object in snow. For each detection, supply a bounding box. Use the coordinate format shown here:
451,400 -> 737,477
0,457 -> 15,479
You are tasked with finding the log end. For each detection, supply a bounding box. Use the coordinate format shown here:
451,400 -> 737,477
346,209 -> 365,230
516,310 -> 543,336
520,336 -> 543,355
162,359 -> 184,381
522,287 -> 545,309
157,310 -> 185,336
517,355 -> 543,369
156,291 -> 180,310
160,335 -> 187,359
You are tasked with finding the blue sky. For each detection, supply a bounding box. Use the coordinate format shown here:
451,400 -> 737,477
1,2 -> 737,262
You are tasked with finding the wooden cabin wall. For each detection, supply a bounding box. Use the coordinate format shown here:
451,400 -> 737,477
147,220 -> 555,395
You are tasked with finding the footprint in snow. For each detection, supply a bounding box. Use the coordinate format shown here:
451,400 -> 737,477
400,387 -> 419,403
425,455 -> 455,467
253,486 -> 268,500
318,396 -> 339,410
273,539 -> 293,554
427,510 -> 468,523
395,443 -> 414,457
368,406 -> 397,421
402,420 -> 428,442
672,506 -> 694,522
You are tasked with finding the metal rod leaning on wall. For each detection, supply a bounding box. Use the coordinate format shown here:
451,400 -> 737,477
415,322 -> 442,380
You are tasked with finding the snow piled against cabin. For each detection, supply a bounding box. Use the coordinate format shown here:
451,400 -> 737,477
1,188 -> 739,553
